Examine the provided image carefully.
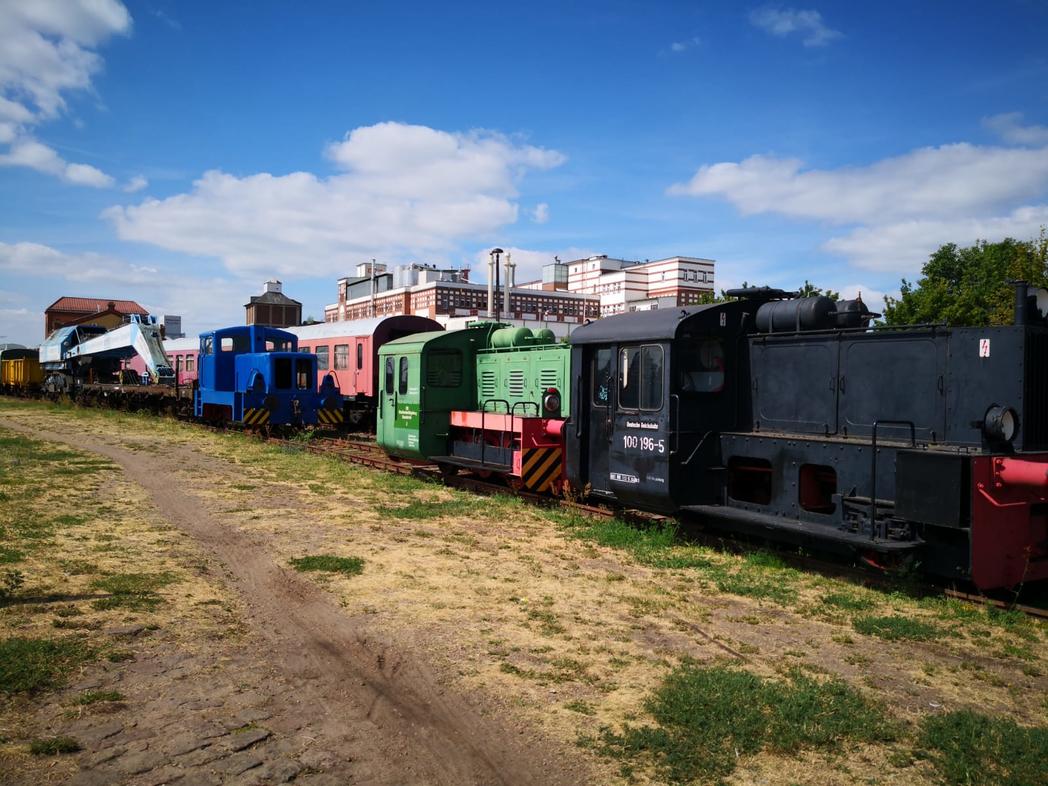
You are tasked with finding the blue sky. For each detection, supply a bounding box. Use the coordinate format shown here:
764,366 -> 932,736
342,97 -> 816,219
2,0 -> 1048,344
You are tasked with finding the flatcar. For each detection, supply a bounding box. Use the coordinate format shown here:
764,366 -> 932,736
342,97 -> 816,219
195,325 -> 341,428
379,284 -> 1048,590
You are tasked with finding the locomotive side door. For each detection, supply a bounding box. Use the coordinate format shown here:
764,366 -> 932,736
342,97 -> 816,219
608,342 -> 673,511
586,346 -> 615,497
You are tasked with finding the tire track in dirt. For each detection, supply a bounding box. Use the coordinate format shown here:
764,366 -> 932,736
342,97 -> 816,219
5,418 -> 584,786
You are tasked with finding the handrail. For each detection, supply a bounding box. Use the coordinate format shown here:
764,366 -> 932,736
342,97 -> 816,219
870,420 -> 916,539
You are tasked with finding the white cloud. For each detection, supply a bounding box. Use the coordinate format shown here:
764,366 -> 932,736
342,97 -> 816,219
983,112 -> 1048,146
105,122 -> 567,277
669,143 -> 1048,224
668,36 -> 701,54
0,0 -> 128,185
0,240 -> 247,344
822,205 -> 1048,273
672,139 -> 1048,275
531,202 -> 550,224
123,174 -> 148,193
749,6 -> 842,47
0,137 -> 114,186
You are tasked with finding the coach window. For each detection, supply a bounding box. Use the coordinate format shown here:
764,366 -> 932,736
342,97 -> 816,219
300,345 -> 310,354
619,345 -> 663,411
315,346 -> 329,371
385,357 -> 394,394
185,355 -> 195,372
356,343 -> 364,370
398,357 -> 409,395
592,348 -> 612,406
334,344 -> 349,370
679,338 -> 725,394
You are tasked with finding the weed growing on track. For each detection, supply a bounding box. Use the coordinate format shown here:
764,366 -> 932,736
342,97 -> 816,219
289,555 -> 365,576
28,736 -> 82,755
853,615 -> 941,641
74,690 -> 124,705
597,662 -> 895,784
917,710 -> 1048,786
0,637 -> 95,694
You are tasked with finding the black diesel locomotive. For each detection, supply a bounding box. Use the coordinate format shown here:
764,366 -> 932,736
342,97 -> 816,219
566,284 -> 1048,589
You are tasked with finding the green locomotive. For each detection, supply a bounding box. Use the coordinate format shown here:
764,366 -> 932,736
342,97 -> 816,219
377,322 -> 571,493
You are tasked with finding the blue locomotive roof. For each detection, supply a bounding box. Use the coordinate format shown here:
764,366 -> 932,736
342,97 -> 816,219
569,302 -> 733,344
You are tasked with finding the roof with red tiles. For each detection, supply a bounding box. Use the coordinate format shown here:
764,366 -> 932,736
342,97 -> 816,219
46,297 -> 148,314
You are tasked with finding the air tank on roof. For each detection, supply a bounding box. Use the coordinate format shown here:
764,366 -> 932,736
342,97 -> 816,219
755,296 -> 836,333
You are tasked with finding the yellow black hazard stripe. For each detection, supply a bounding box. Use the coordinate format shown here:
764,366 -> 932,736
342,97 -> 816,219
317,407 -> 344,425
243,407 -> 271,426
521,447 -> 562,494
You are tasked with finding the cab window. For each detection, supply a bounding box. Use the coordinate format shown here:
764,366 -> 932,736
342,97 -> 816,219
679,338 -> 725,393
398,356 -> 409,395
296,359 -> 313,390
275,357 -> 292,389
592,348 -> 612,406
619,345 -> 663,411
201,336 -> 214,355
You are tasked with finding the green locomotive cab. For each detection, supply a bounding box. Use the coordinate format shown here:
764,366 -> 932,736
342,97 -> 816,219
376,323 -> 498,460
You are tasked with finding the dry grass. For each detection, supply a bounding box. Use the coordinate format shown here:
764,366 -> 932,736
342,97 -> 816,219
1,397 -> 1045,785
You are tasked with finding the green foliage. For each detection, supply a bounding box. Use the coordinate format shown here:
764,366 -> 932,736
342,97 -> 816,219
90,571 -> 177,610
796,280 -> 840,300
918,710 -> 1047,786
883,231 -> 1048,326
0,637 -> 95,694
289,555 -> 365,576
378,497 -> 479,519
598,663 -> 894,784
29,736 -> 82,755
852,614 -> 939,641
822,591 -> 876,611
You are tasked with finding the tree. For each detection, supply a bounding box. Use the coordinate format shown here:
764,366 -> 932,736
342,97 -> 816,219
796,280 -> 840,300
882,230 -> 1048,327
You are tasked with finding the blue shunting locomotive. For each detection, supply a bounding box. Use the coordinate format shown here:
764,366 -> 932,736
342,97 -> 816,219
195,325 -> 342,427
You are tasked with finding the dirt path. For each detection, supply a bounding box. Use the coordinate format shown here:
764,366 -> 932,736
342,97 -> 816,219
2,417 -> 586,786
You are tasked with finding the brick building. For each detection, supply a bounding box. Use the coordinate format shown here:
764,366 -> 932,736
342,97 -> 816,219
245,280 -> 302,328
44,297 -> 148,336
324,262 -> 599,333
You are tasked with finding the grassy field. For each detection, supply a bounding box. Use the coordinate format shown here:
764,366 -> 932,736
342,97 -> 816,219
1,396 -> 1045,785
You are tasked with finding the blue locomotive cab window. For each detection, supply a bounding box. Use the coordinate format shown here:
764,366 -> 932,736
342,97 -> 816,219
385,357 -> 394,394
398,356 -> 409,395
275,357 -> 292,389
680,338 -> 725,394
619,345 -> 663,411
592,348 -> 612,406
296,359 -> 313,390
202,336 -> 214,355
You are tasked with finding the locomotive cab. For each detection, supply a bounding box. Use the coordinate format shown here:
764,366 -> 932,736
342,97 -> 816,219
567,302 -> 748,513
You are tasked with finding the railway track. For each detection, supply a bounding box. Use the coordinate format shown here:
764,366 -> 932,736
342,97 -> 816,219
4,395 -> 1045,618
271,431 -> 1048,619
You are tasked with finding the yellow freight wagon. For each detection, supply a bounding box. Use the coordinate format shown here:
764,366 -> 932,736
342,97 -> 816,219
0,349 -> 42,392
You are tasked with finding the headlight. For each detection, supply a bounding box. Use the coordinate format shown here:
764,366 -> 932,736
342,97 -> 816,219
984,405 -> 1018,442
542,388 -> 561,415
